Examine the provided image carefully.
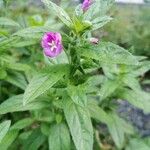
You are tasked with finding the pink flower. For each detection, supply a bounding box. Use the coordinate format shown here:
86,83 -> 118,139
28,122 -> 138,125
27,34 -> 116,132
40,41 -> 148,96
82,0 -> 92,12
41,32 -> 63,58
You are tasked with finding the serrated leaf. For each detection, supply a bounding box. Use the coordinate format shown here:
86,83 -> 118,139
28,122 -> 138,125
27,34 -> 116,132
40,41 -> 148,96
0,36 -> 20,52
23,64 -> 69,104
63,95 -> 93,150
126,138 -> 150,150
14,26 -> 56,38
6,62 -> 31,72
88,101 -> 133,149
79,42 -> 138,65
49,123 -> 71,150
120,89 -> 150,113
0,69 -> 7,79
0,120 -> 11,143
88,100 -> 109,124
22,129 -> 46,150
0,95 -> 50,115
0,130 -> 18,150
92,16 -> 112,31
0,17 -> 20,27
12,40 -> 37,47
107,113 -> 134,149
67,84 -> 87,107
100,78 -> 120,100
42,0 -> 72,27
11,118 -> 34,130
123,74 -> 141,92
5,72 -> 27,90
132,61 -> 150,77
84,0 -> 114,20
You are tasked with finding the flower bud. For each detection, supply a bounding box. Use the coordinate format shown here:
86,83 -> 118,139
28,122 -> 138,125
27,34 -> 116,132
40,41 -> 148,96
89,37 -> 99,44
82,0 -> 92,12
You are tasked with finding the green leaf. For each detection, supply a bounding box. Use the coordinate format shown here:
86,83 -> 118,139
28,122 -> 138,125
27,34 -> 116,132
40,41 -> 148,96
126,138 -> 150,150
0,69 -> 7,79
75,4 -> 83,16
0,95 -> 51,115
14,26 -> 56,38
132,61 -> 150,77
0,130 -> 18,150
22,129 -> 46,150
34,110 -> 55,123
49,123 -> 71,150
63,95 -> 93,150
79,42 -> 138,65
42,0 -> 72,27
88,102 -> 133,149
0,36 -> 20,52
11,118 -> 34,130
92,16 -> 112,31
0,17 -> 20,27
122,74 -> 141,92
86,75 -> 104,93
87,100 -> 109,124
71,16 -> 92,34
5,72 -> 27,90
0,120 -> 11,143
23,64 -> 69,105
67,84 -> 87,107
120,89 -> 150,114
84,0 -> 114,20
107,113 -> 133,149
12,40 -> 37,47
100,78 -> 120,100
6,62 -> 31,72
41,123 -> 50,136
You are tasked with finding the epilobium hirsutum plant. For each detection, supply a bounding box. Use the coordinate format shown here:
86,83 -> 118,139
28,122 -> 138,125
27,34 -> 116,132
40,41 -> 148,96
0,0 -> 150,150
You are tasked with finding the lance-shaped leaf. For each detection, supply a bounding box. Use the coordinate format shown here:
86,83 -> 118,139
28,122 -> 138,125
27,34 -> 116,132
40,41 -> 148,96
49,123 -> 71,150
14,26 -> 56,38
0,17 -> 20,27
88,101 -> 133,149
92,16 -> 112,31
107,113 -> 134,149
5,72 -> 27,90
120,89 -> 150,114
88,100 -> 110,124
63,96 -> 93,150
100,78 -> 120,100
22,129 -> 46,150
42,0 -> 72,27
126,138 -> 150,150
23,64 -> 69,105
0,130 -> 18,150
78,42 -> 138,65
0,121 -> 11,143
10,118 -> 34,130
67,84 -> 87,107
84,0 -> 114,20
0,95 -> 51,115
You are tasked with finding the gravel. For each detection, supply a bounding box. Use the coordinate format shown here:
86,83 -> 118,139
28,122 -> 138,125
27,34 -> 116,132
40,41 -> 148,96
117,100 -> 150,137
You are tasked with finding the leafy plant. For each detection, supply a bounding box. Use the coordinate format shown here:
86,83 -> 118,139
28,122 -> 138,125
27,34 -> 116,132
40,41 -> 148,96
0,0 -> 150,150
